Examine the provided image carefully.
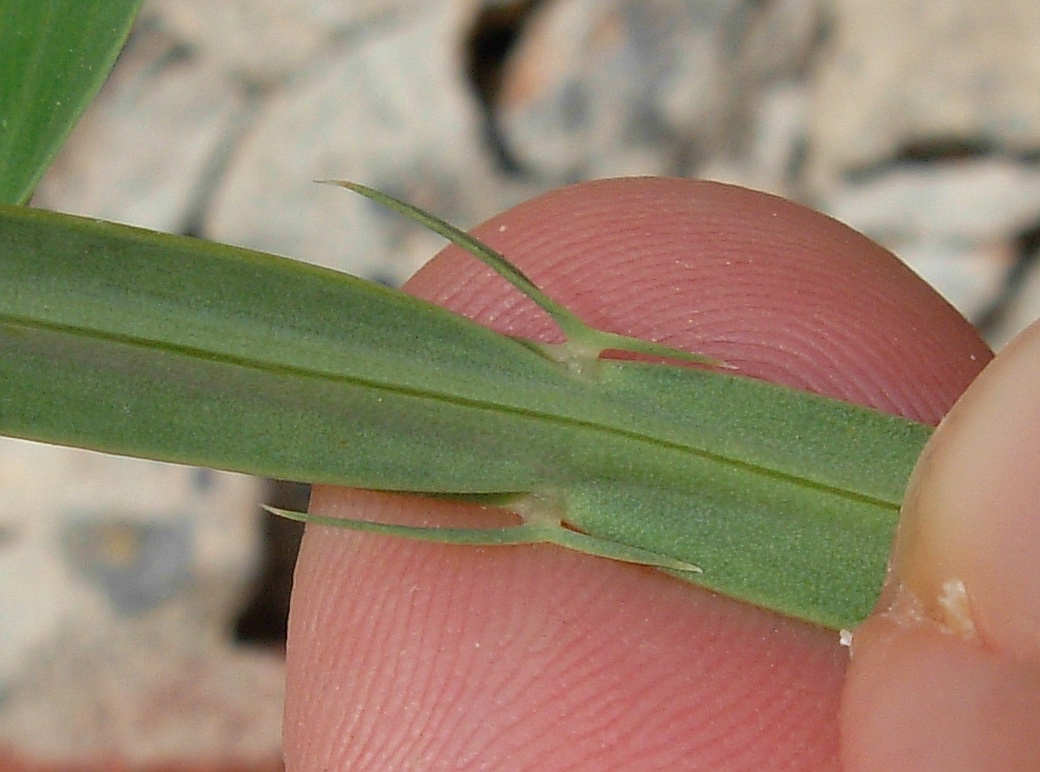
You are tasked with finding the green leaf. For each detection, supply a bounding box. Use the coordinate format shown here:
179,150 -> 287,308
0,0 -> 143,204
0,200 -> 932,629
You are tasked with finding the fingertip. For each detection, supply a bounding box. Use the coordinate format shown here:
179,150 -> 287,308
844,320 -> 1040,770
842,618 -> 1040,771
890,319 -> 1040,657
288,488 -> 850,770
289,178 -> 996,768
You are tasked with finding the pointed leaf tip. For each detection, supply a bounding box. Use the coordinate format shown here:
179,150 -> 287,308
325,180 -> 727,370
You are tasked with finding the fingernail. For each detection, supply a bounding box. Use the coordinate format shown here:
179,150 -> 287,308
888,319 -> 1040,659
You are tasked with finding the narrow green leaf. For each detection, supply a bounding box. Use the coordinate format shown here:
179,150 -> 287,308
0,0 -> 143,204
0,201 -> 932,629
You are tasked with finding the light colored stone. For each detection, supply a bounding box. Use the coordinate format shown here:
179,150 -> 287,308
820,159 -> 1040,323
731,0 -> 822,82
0,624 -> 284,766
205,0 -> 526,282
0,439 -> 275,764
698,81 -> 810,194
32,26 -> 246,234
824,159 -> 1040,242
988,249 -> 1040,349
497,0 -> 737,180
887,237 -> 1015,324
0,438 -> 265,690
145,0 -> 421,81
808,0 -> 1040,186
496,0 -> 821,185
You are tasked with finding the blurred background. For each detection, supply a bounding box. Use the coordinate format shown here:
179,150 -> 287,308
4,0 -> 1040,768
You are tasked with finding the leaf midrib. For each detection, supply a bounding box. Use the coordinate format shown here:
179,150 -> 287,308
1,312 -> 902,512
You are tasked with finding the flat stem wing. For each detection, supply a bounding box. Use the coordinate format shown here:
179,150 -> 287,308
0,201 -> 931,629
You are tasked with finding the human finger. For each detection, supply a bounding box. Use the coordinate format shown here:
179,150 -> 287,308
842,320 -> 1040,771
286,178 -> 990,770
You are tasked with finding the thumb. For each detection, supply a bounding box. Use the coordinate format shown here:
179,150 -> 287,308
842,320 -> 1040,770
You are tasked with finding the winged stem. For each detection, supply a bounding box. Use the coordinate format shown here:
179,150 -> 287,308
0,189 -> 932,630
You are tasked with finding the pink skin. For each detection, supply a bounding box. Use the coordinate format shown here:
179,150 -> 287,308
843,318 -> 1040,771
284,178 -> 1013,769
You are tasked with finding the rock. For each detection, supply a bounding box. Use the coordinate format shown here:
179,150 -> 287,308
31,26 -> 246,234
808,0 -> 1040,187
0,626 -> 284,769
823,159 -> 1040,243
495,0 -> 822,185
145,0 -> 421,82
886,236 -> 1016,324
496,0 -> 739,180
0,438 -> 276,767
819,159 -> 1040,321
731,0 -> 822,82
205,0 -> 530,283
698,80 -> 810,194
987,247 -> 1040,349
